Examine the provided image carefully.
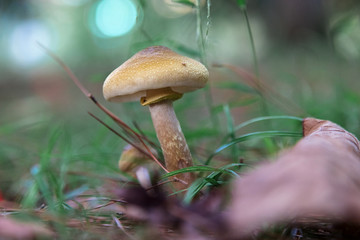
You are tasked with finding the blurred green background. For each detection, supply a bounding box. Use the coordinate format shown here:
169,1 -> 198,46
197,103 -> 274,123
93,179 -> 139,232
1,0 -> 360,208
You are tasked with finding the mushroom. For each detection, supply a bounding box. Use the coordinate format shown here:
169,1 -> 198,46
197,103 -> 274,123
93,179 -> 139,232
103,46 -> 209,191
118,144 -> 157,175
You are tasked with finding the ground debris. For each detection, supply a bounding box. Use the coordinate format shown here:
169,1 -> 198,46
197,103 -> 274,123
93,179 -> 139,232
116,182 -> 226,239
0,216 -> 53,240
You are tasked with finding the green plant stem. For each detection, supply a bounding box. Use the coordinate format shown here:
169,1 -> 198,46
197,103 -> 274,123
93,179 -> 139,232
242,9 -> 259,79
196,0 -> 207,66
241,7 -> 269,115
195,0 -> 218,128
223,104 -> 240,161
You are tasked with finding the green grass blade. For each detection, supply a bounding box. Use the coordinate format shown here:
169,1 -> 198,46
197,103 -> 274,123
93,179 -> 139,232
182,163 -> 244,204
223,104 -> 240,161
219,115 -> 303,147
223,104 -> 235,139
31,164 -> 54,209
172,0 -> 196,7
40,126 -> 62,170
216,131 -> 302,155
234,116 -> 303,132
204,177 -> 220,186
205,0 -> 211,43
206,131 -> 302,165
183,178 -> 206,204
161,162 -> 247,180
161,165 -> 224,179
21,180 -> 40,208
64,185 -> 89,200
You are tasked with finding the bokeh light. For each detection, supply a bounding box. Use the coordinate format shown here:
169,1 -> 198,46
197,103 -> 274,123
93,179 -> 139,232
90,0 -> 139,38
9,20 -> 54,67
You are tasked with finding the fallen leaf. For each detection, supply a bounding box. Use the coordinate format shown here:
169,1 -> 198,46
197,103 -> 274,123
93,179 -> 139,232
227,118 -> 360,237
0,217 -> 53,239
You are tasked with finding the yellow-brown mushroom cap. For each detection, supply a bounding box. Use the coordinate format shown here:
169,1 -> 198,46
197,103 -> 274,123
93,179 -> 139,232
103,46 -> 209,102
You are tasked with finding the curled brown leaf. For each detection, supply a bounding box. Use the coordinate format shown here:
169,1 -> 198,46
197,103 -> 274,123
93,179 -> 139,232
227,118 -> 360,238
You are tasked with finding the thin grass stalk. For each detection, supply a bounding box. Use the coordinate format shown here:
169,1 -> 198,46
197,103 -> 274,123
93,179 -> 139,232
196,0 -> 207,66
205,130 -> 303,165
195,0 -> 218,128
239,4 -> 269,115
242,9 -> 259,80
223,104 -> 240,161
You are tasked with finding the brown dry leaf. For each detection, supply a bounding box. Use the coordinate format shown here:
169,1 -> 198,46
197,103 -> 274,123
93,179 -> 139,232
227,118 -> 360,237
0,217 -> 53,239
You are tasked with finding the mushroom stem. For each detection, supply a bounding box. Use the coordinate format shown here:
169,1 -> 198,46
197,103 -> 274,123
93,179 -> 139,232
149,99 -> 195,190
